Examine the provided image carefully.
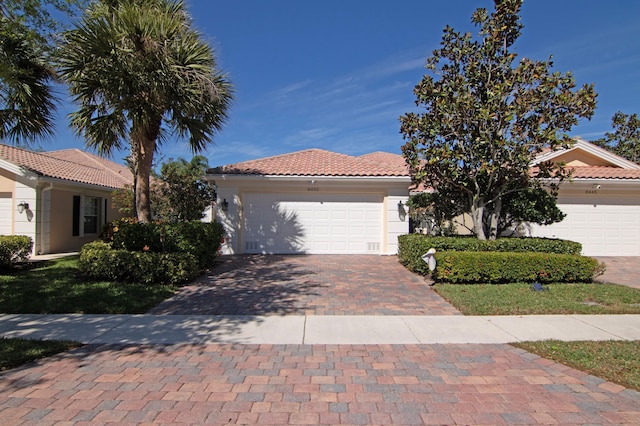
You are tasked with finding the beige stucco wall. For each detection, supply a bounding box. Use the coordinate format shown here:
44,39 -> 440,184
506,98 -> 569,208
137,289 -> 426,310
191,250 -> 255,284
554,150 -> 612,167
0,169 -> 16,235
0,168 -> 15,192
48,188 -> 125,254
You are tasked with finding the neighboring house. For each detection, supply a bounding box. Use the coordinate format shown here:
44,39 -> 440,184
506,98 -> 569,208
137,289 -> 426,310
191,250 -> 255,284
527,139 -> 640,256
0,143 -> 133,255
207,149 -> 411,255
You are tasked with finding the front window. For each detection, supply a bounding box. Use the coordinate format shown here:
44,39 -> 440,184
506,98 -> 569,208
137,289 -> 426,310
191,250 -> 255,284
84,197 -> 99,234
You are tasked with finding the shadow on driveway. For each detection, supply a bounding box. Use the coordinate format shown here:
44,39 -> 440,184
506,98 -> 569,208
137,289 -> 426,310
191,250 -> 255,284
148,255 -> 461,316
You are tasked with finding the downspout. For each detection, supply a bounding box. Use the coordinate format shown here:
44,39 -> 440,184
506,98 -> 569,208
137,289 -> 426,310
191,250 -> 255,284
39,183 -> 53,255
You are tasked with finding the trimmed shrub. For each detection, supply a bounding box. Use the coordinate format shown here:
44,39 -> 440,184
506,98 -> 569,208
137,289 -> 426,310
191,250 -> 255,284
432,251 -> 605,284
398,234 -> 582,275
0,235 -> 33,269
103,219 -> 225,269
78,241 -> 198,285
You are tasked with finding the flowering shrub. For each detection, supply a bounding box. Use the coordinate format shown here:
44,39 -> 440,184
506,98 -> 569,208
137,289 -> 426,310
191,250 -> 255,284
80,220 -> 225,284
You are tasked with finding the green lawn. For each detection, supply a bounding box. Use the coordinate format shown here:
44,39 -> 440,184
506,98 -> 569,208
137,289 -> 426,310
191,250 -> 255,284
433,282 -> 640,315
0,337 -> 81,371
0,256 -> 177,314
513,340 -> 640,392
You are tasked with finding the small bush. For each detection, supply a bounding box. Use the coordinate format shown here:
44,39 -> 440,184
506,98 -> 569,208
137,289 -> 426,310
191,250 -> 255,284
103,219 -> 225,269
0,236 -> 33,269
78,241 -> 198,285
397,234 -> 582,275
432,251 -> 604,284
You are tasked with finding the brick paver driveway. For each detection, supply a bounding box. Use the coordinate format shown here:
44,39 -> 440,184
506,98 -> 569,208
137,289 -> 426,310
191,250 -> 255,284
595,257 -> 640,289
149,255 -> 461,316
2,254 -> 640,425
2,343 -> 639,424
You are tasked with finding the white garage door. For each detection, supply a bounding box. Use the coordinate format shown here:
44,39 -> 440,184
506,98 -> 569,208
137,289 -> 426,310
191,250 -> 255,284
532,203 -> 640,256
0,196 -> 12,235
242,192 -> 383,254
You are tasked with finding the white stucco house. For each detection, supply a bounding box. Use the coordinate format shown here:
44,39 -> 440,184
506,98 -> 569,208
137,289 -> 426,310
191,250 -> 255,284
209,140 -> 640,257
526,139 -> 640,256
207,149 -> 411,255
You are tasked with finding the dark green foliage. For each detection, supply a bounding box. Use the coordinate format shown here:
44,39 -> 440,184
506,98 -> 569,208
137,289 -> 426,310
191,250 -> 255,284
499,187 -> 566,235
83,219 -> 225,284
155,156 -> 216,222
1,0 -> 86,144
594,111 -> 640,163
399,0 -> 597,239
398,234 -> 582,275
0,236 -> 33,269
406,192 -> 464,235
57,0 -> 233,222
432,251 -> 604,284
78,241 -> 199,285
104,219 -> 225,270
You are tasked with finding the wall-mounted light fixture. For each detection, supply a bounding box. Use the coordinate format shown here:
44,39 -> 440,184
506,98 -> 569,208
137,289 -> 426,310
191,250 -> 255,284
397,200 -> 407,222
17,201 -> 29,214
593,184 -> 602,190
220,198 -> 229,212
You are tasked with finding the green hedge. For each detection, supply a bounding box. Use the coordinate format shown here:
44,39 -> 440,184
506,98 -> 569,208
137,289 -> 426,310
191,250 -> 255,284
103,219 -> 225,269
398,234 -> 582,275
432,251 -> 604,284
0,235 -> 33,270
78,241 -> 199,285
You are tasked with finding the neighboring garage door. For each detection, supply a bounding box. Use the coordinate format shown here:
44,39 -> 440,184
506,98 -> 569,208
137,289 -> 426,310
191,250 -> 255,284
532,202 -> 640,256
242,192 -> 383,254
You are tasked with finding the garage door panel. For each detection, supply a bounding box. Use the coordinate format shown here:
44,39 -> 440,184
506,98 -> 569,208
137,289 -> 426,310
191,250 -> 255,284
532,203 -> 640,256
242,192 -> 382,254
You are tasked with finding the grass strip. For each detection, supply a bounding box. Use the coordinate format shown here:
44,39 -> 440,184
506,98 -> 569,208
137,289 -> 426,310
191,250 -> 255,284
433,282 -> 640,315
0,256 -> 177,314
513,340 -> 640,391
0,337 -> 81,371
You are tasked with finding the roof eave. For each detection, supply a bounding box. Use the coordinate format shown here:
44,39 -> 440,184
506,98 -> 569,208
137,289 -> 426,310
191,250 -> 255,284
38,176 -> 125,191
206,174 -> 411,184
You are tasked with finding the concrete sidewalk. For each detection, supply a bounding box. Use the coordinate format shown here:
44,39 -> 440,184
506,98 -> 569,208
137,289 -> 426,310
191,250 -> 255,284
1,313 -> 639,345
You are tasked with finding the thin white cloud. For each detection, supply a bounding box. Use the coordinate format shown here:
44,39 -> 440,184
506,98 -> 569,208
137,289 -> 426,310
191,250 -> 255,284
274,80 -> 314,97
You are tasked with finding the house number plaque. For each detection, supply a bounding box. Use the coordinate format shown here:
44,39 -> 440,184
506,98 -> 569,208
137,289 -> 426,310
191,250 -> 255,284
307,187 -> 320,192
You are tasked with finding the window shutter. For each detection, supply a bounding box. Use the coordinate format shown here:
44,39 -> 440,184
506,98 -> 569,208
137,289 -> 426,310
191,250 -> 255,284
72,196 -> 80,236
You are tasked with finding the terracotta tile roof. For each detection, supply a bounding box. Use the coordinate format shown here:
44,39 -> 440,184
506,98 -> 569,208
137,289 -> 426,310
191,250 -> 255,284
212,149 -> 410,177
358,152 -> 409,171
569,166 -> 640,179
0,143 -> 133,189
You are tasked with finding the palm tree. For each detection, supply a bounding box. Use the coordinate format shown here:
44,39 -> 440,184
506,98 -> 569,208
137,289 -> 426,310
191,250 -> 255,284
57,0 -> 233,222
0,28 -> 57,144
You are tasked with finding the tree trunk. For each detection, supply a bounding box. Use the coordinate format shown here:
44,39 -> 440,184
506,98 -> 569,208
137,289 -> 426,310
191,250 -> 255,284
471,199 -> 487,240
134,134 -> 156,223
487,196 -> 502,240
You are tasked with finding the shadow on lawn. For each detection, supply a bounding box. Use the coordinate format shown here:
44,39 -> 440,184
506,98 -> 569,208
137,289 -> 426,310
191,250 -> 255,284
148,254 -> 327,315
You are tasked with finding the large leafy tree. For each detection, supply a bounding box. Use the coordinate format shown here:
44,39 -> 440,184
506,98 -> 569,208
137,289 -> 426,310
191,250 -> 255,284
594,111 -> 640,163
112,156 -> 213,222
155,156 -> 215,222
400,0 -> 597,240
57,0 -> 233,223
0,0 -> 85,144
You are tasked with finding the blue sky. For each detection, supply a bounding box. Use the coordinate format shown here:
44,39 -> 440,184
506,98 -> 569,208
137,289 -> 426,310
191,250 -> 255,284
50,0 -> 640,167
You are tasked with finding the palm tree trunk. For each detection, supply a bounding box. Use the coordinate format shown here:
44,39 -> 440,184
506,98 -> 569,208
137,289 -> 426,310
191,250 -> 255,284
135,133 -> 156,223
